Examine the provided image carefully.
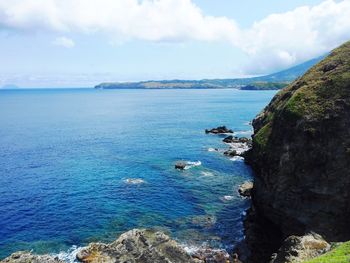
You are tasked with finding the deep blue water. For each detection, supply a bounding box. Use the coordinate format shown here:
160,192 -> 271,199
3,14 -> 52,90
0,88 -> 276,260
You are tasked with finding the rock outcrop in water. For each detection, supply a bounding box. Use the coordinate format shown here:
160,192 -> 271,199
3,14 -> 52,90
205,126 -> 233,134
245,41 -> 350,261
76,229 -> 194,263
1,229 -> 238,263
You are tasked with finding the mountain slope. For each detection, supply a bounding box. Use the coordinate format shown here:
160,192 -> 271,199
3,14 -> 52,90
250,55 -> 326,82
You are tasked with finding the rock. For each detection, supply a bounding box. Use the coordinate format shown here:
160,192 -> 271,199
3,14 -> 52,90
175,161 -> 187,170
205,126 -> 233,134
0,251 -> 64,263
223,135 -> 235,143
245,41 -> 350,262
238,181 -> 253,197
223,136 -> 251,144
271,233 -> 330,263
76,229 -> 195,263
232,253 -> 242,263
224,149 -> 237,157
238,137 -> 250,143
191,248 -> 231,263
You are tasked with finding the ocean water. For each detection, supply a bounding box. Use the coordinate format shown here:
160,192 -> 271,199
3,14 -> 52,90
0,88 -> 276,260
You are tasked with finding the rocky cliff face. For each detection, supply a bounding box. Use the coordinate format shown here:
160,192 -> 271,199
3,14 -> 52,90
246,40 -> 350,256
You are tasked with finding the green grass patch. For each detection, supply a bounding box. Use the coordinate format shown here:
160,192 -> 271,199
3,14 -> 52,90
304,242 -> 350,263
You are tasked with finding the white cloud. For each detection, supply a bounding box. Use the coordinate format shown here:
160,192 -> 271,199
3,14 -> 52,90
52,36 -> 75,48
0,0 -> 240,43
0,0 -> 350,73
240,0 -> 350,73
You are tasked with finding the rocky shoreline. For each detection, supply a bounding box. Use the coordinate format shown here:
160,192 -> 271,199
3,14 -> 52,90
1,229 -> 238,263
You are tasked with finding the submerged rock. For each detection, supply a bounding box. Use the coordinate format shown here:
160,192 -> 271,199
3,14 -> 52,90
0,252 -> 64,263
271,233 -> 330,263
175,161 -> 201,170
238,181 -> 253,197
205,126 -> 233,134
190,215 -> 217,228
76,229 -> 195,263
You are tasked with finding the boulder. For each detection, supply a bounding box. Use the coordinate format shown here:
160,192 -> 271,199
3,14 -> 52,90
238,181 -> 253,197
175,161 -> 187,170
76,229 -> 195,263
270,233 -> 330,263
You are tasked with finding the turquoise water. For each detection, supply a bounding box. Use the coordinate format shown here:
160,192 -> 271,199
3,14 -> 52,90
0,88 -> 276,259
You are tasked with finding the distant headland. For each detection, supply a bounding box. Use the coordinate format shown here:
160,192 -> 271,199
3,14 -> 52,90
95,55 -> 324,90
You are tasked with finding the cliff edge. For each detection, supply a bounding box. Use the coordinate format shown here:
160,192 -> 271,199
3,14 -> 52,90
246,40 -> 350,260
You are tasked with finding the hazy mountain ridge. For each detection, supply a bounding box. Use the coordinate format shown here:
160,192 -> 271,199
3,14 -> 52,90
95,55 -> 325,90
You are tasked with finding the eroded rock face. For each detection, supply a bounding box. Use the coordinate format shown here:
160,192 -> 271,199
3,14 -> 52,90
0,251 -> 64,263
271,233 -> 330,263
76,229 -> 195,263
245,41 -> 350,260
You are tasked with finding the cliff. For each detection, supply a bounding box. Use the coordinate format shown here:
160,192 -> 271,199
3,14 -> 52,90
246,40 -> 350,260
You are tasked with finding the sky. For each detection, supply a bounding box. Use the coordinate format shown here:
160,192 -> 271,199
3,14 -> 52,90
0,0 -> 350,87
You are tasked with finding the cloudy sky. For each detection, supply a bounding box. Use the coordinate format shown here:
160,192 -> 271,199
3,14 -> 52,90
1,0 -> 350,87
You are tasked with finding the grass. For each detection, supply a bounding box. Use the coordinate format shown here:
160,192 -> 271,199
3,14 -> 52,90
253,123 -> 272,150
304,242 -> 350,263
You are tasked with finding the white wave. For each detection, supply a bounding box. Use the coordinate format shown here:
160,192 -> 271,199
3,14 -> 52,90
227,142 -> 250,155
200,171 -> 214,177
220,195 -> 235,201
53,245 -> 81,263
230,156 -> 244,162
182,244 -> 230,260
124,178 -> 145,184
234,130 -> 253,136
184,161 -> 202,170
207,147 -> 218,152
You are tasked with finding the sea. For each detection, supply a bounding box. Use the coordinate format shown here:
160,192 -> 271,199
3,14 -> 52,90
0,88 -> 276,261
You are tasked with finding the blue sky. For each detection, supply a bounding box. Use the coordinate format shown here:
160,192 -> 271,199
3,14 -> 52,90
0,0 -> 349,87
